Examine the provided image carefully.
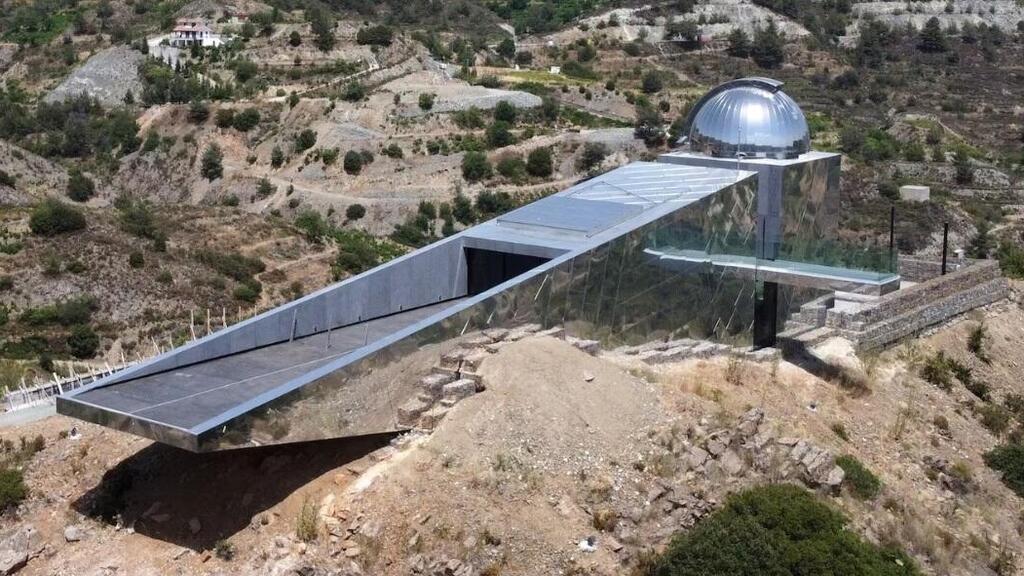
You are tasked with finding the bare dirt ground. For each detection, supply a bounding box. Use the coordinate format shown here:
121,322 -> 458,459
2,294 -> 1024,575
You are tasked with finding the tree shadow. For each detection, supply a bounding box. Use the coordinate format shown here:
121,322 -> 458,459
71,432 -> 395,551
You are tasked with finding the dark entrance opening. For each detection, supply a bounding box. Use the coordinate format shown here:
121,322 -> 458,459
753,280 -> 778,349
465,248 -> 550,296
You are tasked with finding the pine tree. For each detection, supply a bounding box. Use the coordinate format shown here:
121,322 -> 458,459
310,9 -> 335,52
918,17 -> 948,53
954,147 -> 974,184
751,20 -> 785,69
201,144 -> 224,181
726,29 -> 751,58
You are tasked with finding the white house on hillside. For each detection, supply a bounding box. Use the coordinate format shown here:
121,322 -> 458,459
171,19 -> 225,47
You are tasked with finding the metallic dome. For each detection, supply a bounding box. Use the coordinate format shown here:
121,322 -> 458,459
686,77 -> 810,160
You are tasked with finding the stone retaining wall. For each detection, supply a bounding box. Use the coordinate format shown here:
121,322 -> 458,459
897,256 -> 973,282
827,260 -> 1008,350
827,260 -> 1003,331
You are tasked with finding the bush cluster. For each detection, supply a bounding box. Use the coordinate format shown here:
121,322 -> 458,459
650,484 -> 917,575
836,455 -> 882,500
985,443 -> 1024,498
29,199 -> 86,236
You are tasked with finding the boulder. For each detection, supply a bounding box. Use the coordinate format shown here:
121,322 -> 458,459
63,525 -> 85,543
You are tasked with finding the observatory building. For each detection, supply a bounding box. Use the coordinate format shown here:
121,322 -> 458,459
58,78 -> 898,452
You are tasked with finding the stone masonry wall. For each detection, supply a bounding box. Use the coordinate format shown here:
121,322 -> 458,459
828,260 -> 1003,330
827,260 -> 1008,350
898,256 -> 973,283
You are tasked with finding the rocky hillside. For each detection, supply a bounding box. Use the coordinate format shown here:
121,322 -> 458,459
1,288 -> 1024,575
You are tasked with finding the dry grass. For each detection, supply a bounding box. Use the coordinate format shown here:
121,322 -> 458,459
295,495 -> 319,543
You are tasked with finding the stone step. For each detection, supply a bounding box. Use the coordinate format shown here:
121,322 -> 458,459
459,334 -> 493,349
397,397 -> 432,427
417,406 -> 450,430
419,372 -> 456,400
431,365 -> 460,378
443,379 -> 478,402
799,327 -> 834,347
460,351 -> 489,371
481,328 -> 510,342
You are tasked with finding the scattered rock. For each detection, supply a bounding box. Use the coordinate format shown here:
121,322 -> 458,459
63,526 -> 85,543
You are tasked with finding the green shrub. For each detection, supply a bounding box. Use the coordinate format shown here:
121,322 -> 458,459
356,24 -> 393,46
67,324 -> 99,359
331,230 -> 403,278
343,150 -> 362,175
526,147 -> 553,177
319,148 -> 339,166
967,323 -> 990,364
496,154 -> 526,181
418,92 -> 435,111
985,443 -> 1024,497
920,351 -> 953,391
128,251 -> 144,268
1004,393 -> 1024,420
486,121 -> 514,148
294,210 -> 329,243
0,468 -> 27,510
256,178 -> 276,198
346,204 -> 366,221
996,241 -> 1024,279
831,422 -> 850,441
964,379 -> 991,402
295,129 -> 317,152
193,250 -> 265,282
462,151 -> 492,182
836,454 -> 882,500
651,484 -> 917,576
29,199 -> 87,236
233,280 -> 262,303
66,169 -> 96,202
231,108 -> 260,132
977,404 -> 1012,437
201,144 -> 224,181
214,108 -> 235,128
21,297 -> 97,326
0,170 -> 15,188
214,539 -> 236,560
493,100 -> 517,124
453,108 -> 486,129
116,197 -> 162,240
341,82 -> 365,102
577,142 -> 609,171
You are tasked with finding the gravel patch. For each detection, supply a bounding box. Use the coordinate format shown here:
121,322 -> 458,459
396,86 -> 542,117
45,46 -> 144,108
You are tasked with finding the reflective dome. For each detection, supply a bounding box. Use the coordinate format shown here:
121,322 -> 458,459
687,77 -> 810,160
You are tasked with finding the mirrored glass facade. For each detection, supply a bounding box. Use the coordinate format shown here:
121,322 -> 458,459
196,177 -> 762,450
